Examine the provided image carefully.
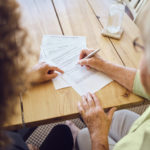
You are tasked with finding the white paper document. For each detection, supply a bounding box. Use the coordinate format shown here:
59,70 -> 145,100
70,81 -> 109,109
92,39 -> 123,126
40,35 -> 112,95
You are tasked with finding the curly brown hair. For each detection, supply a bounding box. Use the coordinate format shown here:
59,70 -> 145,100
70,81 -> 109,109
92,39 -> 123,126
0,0 -> 32,148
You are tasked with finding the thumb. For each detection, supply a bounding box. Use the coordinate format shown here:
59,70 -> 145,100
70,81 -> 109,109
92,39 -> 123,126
46,73 -> 58,80
78,59 -> 90,66
108,107 -> 117,121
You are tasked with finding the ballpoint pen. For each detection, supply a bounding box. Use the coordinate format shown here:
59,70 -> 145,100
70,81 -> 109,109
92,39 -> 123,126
84,48 -> 101,59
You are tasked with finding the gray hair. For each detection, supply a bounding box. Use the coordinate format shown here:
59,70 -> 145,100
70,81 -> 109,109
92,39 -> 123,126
137,1 -> 150,73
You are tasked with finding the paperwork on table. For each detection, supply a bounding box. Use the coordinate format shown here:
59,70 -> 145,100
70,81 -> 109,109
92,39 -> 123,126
40,35 -> 112,95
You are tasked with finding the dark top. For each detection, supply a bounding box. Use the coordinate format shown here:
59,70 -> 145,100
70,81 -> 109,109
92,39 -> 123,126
6,132 -> 28,150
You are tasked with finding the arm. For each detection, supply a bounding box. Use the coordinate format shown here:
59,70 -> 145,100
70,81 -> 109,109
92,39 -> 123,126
91,136 -> 109,150
96,61 -> 136,91
78,93 -> 116,150
78,49 -> 136,91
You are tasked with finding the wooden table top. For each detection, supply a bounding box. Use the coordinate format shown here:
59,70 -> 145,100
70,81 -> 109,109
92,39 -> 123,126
5,0 -> 144,129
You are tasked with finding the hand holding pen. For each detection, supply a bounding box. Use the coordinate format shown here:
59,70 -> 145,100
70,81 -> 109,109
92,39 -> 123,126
78,49 -> 105,71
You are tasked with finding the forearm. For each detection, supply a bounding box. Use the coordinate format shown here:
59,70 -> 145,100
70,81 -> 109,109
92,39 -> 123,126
99,60 -> 137,91
92,140 -> 109,150
91,134 -> 109,150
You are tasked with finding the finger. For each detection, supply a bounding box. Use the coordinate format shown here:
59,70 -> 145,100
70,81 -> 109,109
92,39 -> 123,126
49,66 -> 64,73
78,102 -> 84,116
79,49 -> 94,60
81,95 -> 89,110
78,59 -> 89,66
108,107 -> 117,121
86,66 -> 91,70
46,73 -> 58,80
79,49 -> 88,60
91,94 -> 102,108
87,92 -> 95,107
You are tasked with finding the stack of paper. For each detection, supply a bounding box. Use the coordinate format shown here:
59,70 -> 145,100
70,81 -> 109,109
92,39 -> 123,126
40,35 -> 112,96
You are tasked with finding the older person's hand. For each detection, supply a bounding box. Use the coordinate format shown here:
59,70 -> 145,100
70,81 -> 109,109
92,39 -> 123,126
28,62 -> 64,84
78,93 -> 116,150
78,49 -> 137,92
78,49 -> 105,71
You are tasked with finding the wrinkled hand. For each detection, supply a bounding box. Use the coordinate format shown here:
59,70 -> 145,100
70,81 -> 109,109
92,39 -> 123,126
29,62 -> 64,84
27,144 -> 39,150
78,49 -> 104,71
78,93 -> 116,148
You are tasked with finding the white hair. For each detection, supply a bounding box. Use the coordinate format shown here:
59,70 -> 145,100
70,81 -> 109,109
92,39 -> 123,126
137,1 -> 150,73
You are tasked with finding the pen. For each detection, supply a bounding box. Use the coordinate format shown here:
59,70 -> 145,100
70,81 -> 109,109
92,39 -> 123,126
84,48 -> 101,59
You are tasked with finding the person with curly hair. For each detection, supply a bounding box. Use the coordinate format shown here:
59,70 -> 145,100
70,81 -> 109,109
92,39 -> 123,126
0,0 -> 74,150
2,0 -> 150,150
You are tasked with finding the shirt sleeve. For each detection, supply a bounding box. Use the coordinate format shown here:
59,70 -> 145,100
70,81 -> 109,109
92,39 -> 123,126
113,127 -> 150,150
133,71 -> 150,100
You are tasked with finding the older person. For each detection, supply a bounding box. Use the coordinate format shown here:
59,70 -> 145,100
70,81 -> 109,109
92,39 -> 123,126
74,1 -> 150,150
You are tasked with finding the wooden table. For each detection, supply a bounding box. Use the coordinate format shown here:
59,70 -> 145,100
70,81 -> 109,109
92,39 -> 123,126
6,0 -> 144,129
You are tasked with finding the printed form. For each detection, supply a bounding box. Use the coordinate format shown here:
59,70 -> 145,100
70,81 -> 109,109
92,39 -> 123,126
40,35 -> 112,95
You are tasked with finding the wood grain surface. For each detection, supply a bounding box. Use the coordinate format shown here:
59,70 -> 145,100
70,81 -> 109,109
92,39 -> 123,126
7,0 -> 144,128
